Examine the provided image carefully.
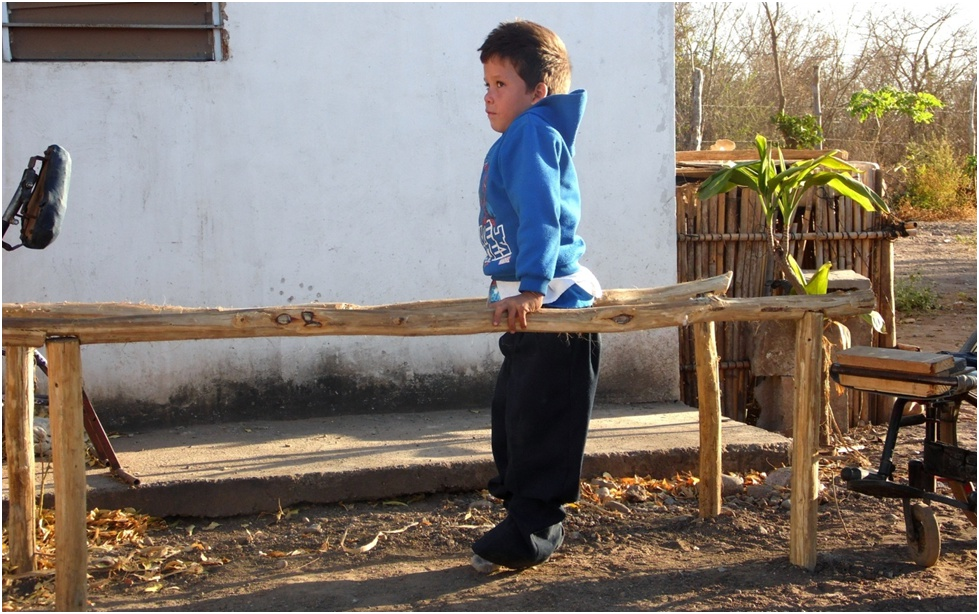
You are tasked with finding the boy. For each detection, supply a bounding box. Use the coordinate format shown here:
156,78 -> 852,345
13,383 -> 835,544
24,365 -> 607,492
473,20 -> 601,572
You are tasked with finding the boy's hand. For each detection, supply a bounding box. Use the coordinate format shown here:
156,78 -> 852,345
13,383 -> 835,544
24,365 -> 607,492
492,291 -> 544,332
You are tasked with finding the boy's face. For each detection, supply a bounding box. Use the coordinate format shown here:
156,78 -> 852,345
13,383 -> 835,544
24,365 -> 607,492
483,55 -> 546,133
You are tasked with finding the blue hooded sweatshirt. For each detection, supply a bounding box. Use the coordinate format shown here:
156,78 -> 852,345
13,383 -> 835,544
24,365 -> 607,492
478,89 -> 593,308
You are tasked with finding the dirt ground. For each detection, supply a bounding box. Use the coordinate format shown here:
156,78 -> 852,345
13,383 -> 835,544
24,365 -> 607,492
3,220 -> 977,612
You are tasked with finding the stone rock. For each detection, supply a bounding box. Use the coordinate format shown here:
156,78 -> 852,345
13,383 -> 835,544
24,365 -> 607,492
749,320 -> 797,377
766,466 -> 793,488
721,474 -> 744,497
750,318 -> 859,438
33,417 -> 52,459
746,483 -> 776,499
753,376 -> 795,435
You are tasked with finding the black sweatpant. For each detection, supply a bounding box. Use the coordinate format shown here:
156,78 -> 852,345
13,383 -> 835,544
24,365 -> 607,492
487,331 -> 601,533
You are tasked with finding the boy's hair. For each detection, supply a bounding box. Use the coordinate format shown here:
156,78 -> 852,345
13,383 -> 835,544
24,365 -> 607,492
479,20 -> 571,95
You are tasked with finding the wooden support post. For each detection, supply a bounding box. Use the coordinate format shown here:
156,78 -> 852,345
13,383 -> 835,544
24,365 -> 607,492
47,337 -> 88,612
3,345 -> 37,574
790,312 -> 823,570
875,238 -> 898,424
694,321 -> 723,518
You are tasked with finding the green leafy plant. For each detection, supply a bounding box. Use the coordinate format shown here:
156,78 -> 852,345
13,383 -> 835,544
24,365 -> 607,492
771,111 -> 823,149
847,87 -> 944,125
894,137 -> 977,220
895,272 -> 939,313
847,87 -> 945,162
697,134 -> 889,295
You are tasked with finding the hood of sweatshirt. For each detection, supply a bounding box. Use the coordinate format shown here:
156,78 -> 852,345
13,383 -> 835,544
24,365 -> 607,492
522,89 -> 586,154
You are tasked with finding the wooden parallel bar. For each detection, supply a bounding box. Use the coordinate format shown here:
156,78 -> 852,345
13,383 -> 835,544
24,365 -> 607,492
7,285 -> 861,587
6,275 -> 731,320
2,289 -> 876,346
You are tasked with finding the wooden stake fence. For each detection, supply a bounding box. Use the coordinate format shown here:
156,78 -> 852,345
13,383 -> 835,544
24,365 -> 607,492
3,275 -> 875,609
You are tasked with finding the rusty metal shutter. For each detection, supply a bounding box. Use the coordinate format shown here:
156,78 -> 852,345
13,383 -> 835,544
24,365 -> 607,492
4,2 -> 225,61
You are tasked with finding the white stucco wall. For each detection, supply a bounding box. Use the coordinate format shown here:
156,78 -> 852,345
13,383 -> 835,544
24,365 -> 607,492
2,2 -> 678,425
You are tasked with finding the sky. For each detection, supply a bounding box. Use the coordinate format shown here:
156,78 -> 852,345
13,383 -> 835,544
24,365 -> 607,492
782,1 -> 976,58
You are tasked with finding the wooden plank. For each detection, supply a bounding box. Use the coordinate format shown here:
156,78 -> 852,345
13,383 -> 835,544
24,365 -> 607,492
2,329 -> 46,347
694,322 -> 723,518
4,275 -> 733,320
47,337 -> 87,612
790,311 -> 823,570
2,345 -> 37,574
676,149 -> 848,163
836,346 -> 956,375
836,374 -> 953,399
1,289 -> 877,345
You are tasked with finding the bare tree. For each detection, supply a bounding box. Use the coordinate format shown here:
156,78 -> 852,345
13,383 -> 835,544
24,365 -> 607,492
676,3 -> 977,173
675,2 -> 761,148
838,6 -> 977,173
763,3 -> 786,116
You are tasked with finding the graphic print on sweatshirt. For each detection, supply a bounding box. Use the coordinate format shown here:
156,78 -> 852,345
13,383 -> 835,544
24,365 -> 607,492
479,161 -> 512,266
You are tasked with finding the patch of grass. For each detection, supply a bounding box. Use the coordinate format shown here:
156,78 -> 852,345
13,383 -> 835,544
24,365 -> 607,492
895,272 -> 940,313
953,233 -> 977,247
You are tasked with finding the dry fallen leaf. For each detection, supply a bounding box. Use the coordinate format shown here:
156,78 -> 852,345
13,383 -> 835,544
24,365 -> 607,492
340,529 -> 381,554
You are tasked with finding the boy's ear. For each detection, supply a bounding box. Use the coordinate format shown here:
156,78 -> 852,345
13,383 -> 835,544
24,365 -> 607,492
532,82 -> 548,102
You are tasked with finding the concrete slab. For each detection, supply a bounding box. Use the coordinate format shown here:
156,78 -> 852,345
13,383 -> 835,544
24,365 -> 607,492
3,403 -> 789,518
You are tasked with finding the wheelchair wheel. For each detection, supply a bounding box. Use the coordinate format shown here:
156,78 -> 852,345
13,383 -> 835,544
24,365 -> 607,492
906,503 -> 941,567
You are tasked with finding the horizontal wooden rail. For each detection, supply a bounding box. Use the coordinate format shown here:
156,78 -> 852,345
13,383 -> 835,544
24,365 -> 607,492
3,286 -> 874,346
676,149 -> 848,163
677,229 -> 913,242
3,273 -> 729,317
